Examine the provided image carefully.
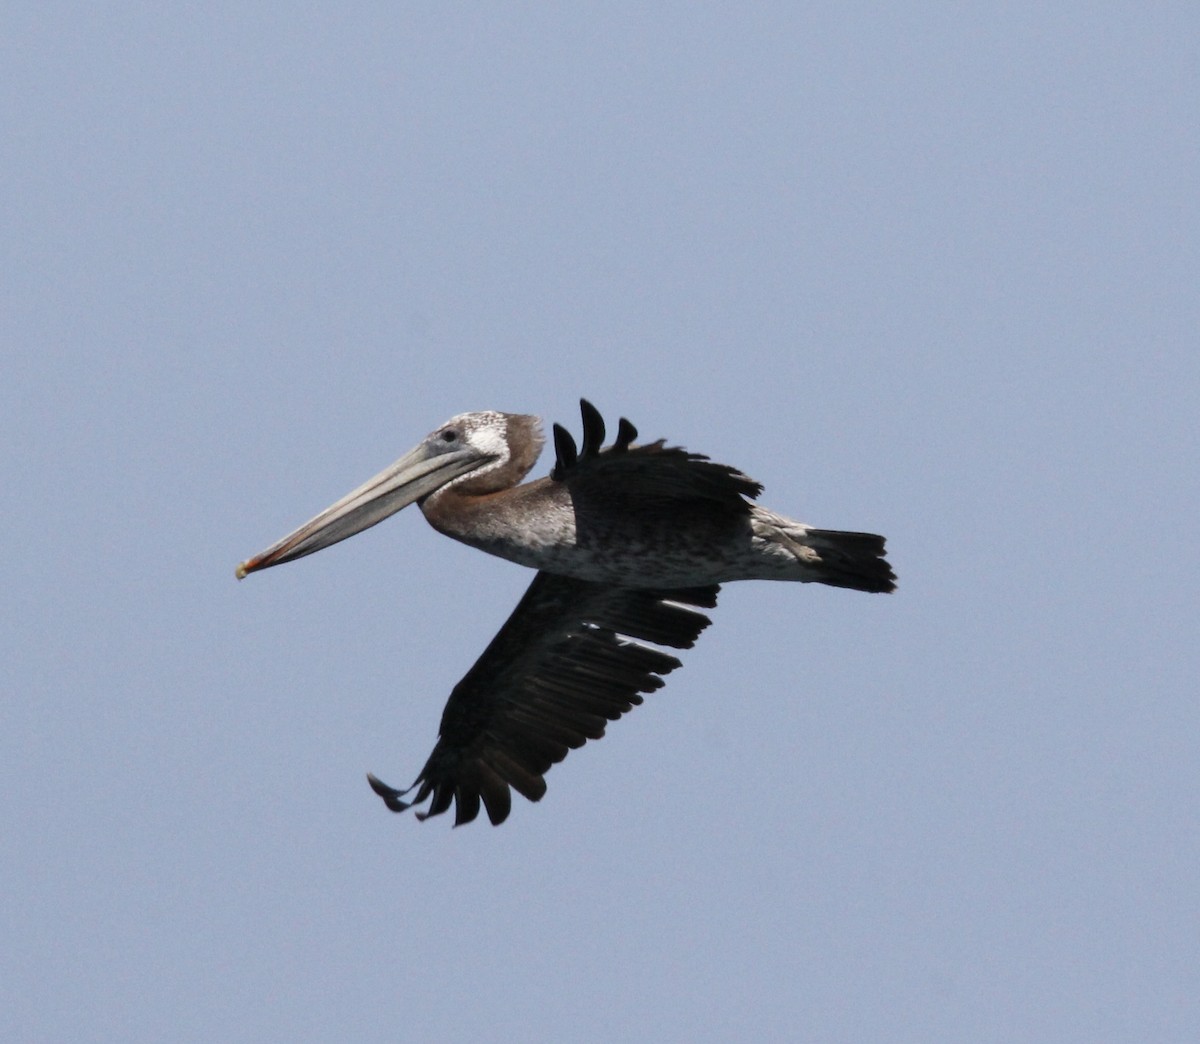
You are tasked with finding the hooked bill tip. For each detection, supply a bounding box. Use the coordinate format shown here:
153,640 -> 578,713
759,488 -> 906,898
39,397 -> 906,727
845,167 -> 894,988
235,561 -> 250,580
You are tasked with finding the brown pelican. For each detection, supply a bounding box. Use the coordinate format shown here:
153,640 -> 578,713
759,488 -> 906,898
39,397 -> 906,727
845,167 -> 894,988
237,400 -> 894,826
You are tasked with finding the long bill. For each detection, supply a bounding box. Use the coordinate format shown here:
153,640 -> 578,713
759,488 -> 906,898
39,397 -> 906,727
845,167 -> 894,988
236,442 -> 484,579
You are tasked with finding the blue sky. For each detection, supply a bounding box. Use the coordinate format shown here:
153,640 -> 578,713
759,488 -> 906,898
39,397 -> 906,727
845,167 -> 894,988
5,5 -> 1197,1041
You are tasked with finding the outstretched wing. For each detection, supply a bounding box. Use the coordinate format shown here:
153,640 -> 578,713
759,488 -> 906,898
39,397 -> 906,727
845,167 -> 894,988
368,573 -> 720,826
550,398 -> 763,509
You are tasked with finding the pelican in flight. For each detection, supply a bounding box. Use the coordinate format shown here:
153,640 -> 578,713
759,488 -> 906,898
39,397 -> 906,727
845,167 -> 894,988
238,400 -> 894,826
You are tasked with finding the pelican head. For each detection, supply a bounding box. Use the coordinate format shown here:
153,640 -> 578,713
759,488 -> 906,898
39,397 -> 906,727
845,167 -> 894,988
237,410 -> 543,578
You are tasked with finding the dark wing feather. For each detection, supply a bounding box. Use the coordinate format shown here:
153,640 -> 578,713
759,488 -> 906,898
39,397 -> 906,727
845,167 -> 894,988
368,573 -> 719,826
550,423 -> 577,478
551,399 -> 762,507
578,398 -> 606,457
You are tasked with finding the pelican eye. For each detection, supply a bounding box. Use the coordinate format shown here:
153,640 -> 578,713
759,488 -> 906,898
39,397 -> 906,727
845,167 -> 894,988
439,429 -> 458,443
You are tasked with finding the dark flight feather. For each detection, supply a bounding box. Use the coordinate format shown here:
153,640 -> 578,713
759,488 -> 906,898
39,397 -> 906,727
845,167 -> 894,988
550,399 -> 763,506
368,572 -> 719,825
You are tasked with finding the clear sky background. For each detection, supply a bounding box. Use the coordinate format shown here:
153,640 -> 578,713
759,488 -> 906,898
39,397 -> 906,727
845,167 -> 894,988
4,5 -> 1197,1042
